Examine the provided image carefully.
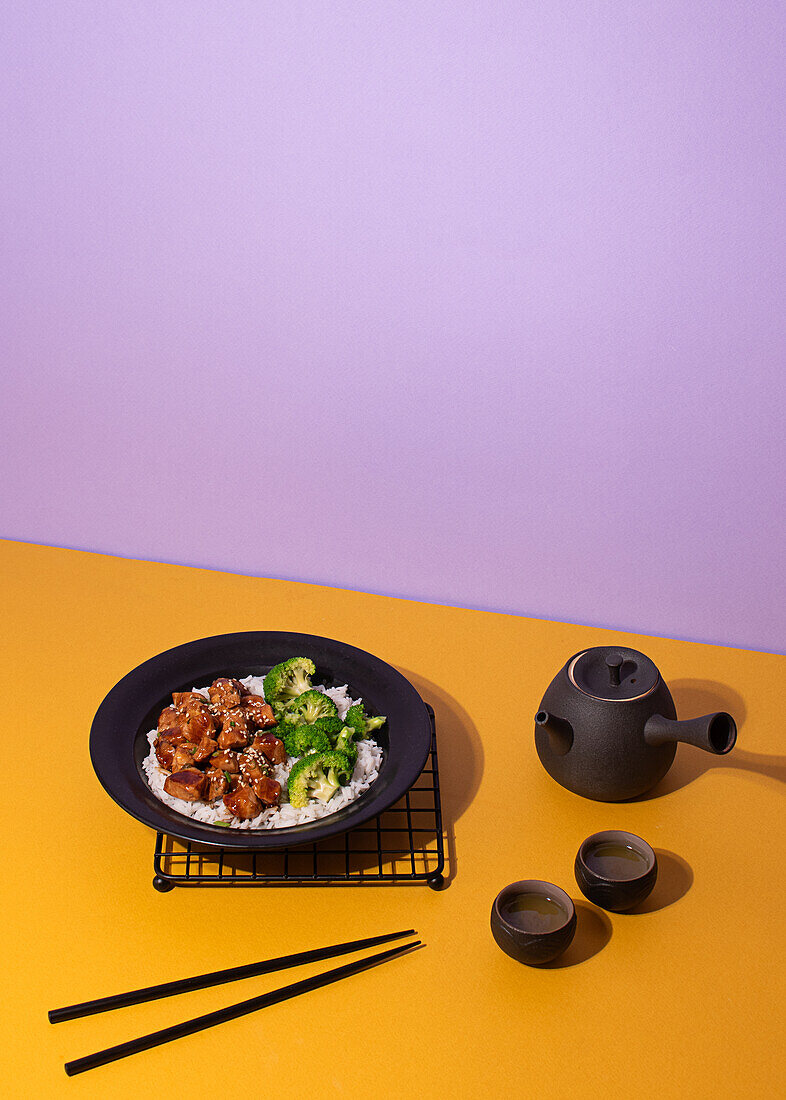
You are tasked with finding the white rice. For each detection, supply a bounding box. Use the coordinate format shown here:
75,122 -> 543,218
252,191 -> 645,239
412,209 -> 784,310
142,675 -> 383,830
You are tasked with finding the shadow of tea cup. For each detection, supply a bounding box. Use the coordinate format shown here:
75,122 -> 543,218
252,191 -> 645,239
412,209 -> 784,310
491,880 -> 577,964
574,830 -> 657,912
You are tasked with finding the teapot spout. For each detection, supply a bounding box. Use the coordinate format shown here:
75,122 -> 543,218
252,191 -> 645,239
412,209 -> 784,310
644,711 -> 737,755
534,710 -> 574,756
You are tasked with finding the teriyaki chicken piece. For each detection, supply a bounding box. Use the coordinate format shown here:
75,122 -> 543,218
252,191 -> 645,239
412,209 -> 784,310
241,696 -> 277,728
164,769 -> 206,801
252,733 -> 287,764
218,709 -> 251,750
208,678 -> 246,710
203,766 -> 229,802
223,784 -> 263,820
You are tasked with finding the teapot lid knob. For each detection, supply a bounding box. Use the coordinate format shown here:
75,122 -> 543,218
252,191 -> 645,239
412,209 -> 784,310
605,653 -> 624,685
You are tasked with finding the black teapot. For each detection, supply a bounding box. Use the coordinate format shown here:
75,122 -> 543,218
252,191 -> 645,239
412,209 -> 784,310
534,646 -> 737,801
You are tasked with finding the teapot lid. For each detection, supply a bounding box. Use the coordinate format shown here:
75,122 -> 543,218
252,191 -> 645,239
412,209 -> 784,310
568,646 -> 660,701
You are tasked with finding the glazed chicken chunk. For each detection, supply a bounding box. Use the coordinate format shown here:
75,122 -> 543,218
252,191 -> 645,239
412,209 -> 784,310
154,728 -> 189,770
251,776 -> 281,806
171,691 -> 208,711
242,696 -> 277,729
208,678 -> 245,710
218,709 -> 251,750
170,744 -> 202,772
223,784 -> 263,820
189,735 -> 218,764
180,707 -> 216,742
210,749 -> 240,773
239,747 -> 268,783
157,707 -> 183,735
164,769 -> 207,801
252,733 -> 287,765
169,735 -> 217,771
203,766 -> 230,802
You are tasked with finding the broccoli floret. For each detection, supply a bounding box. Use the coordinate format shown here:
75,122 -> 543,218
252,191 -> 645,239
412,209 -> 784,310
344,703 -> 386,740
311,715 -> 344,741
287,751 -> 353,809
343,704 -> 365,740
263,658 -> 315,710
282,723 -> 332,758
333,725 -> 358,769
281,714 -> 343,757
283,712 -> 345,756
281,689 -> 338,729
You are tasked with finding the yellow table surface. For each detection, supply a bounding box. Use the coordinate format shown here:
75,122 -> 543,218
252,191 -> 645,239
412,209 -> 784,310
3,539 -> 785,1098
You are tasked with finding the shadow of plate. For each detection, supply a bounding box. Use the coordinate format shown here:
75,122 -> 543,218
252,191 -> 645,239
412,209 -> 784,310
397,668 -> 484,886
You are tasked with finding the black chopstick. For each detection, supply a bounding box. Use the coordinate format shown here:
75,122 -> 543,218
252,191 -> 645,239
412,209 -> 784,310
64,939 -> 421,1076
49,928 -> 415,1023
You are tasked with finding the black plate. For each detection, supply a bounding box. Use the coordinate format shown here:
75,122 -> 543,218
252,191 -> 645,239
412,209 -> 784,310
90,631 -> 433,850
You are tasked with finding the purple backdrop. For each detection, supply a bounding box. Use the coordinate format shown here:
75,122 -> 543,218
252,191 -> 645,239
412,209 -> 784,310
1,3 -> 784,652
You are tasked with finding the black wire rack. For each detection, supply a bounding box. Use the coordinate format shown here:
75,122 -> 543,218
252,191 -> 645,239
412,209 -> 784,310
153,704 -> 446,891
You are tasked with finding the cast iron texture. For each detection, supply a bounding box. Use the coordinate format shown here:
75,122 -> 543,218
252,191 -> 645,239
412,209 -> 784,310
535,649 -> 678,800
574,830 -> 658,912
90,631 -> 433,851
490,880 -> 577,965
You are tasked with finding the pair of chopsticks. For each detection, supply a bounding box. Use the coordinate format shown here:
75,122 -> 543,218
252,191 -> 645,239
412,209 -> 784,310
50,928 -> 420,1076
